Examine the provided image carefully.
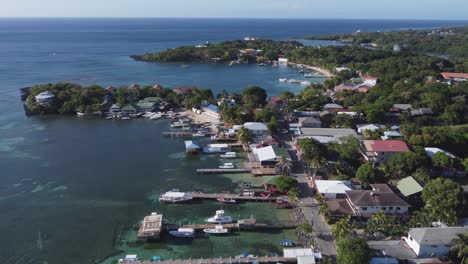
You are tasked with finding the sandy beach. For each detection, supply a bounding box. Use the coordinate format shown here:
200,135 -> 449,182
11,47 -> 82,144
288,62 -> 334,77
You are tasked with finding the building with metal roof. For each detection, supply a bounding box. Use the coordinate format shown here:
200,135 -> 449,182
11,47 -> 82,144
396,177 -> 423,197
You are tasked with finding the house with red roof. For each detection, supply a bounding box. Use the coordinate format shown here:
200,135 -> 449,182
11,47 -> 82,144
361,140 -> 410,163
106,86 -> 117,93
129,84 -> 140,89
174,86 -> 194,95
440,72 -> 468,82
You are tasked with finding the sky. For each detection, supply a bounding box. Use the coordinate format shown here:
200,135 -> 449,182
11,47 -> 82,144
1,0 -> 468,20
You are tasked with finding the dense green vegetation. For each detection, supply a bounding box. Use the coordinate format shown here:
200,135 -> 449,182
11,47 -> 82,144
22,82 -> 215,116
336,237 -> 370,264
305,26 -> 468,63
133,39 -> 303,63
273,175 -> 298,193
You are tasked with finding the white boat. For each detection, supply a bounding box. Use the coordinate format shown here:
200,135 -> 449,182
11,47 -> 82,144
143,112 -> 154,118
169,228 -> 196,238
121,117 -> 131,120
300,81 -> 312,86
118,254 -> 140,263
149,113 -> 162,120
159,191 -> 193,203
258,63 -> 266,67
219,163 -> 235,169
203,147 -> 224,154
192,131 -> 206,137
279,78 -> 288,82
77,112 -> 85,117
220,152 -> 237,159
203,225 -> 229,235
206,210 -> 233,223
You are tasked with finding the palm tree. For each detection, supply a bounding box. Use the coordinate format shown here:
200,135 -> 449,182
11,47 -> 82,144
278,155 -> 293,175
287,187 -> 300,203
332,216 -> 351,241
452,233 -> 468,264
237,126 -> 250,144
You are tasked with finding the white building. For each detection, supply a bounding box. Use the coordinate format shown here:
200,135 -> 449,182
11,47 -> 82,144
35,91 -> 55,105
357,124 -> 385,134
362,76 -> 378,87
243,122 -> 269,135
315,180 -> 352,199
278,58 -> 289,64
403,227 -> 468,258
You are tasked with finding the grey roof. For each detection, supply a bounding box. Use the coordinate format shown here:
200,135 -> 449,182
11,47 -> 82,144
299,117 -> 321,124
244,122 -> 268,131
300,128 -> 357,137
408,227 -> 468,246
346,189 -> 409,207
392,104 -> 412,110
323,103 -> 343,109
368,240 -> 417,259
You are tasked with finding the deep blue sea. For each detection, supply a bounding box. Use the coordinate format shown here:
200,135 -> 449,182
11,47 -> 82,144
0,18 -> 467,264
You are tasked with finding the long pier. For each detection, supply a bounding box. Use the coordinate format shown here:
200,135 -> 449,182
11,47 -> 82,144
164,218 -> 297,232
120,256 -> 296,264
187,192 -> 277,202
196,168 -> 251,174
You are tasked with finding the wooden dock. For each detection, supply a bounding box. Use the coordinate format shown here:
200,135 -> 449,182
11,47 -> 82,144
196,168 -> 251,174
121,256 -> 296,264
187,192 -> 277,202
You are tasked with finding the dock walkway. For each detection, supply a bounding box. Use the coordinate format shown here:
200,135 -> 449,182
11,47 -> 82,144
123,256 -> 296,264
196,168 -> 251,174
187,192 -> 277,202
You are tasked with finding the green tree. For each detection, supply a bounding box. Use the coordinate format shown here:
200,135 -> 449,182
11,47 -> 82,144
267,116 -> 280,134
356,163 -> 378,188
242,86 -> 267,107
299,138 -> 328,168
432,151 -> 456,168
452,233 -> 468,264
337,237 -> 370,264
408,210 -> 432,228
422,178 -> 465,226
287,187 -> 300,203
277,155 -> 293,175
274,176 -> 298,193
330,136 -> 361,166
332,216 -> 352,241
298,221 -> 313,234
255,109 -> 274,122
237,126 -> 250,144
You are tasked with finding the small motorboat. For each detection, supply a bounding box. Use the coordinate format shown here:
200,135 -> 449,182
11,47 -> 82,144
149,113 -> 162,120
118,254 -> 140,263
181,64 -> 190,68
217,198 -> 237,204
279,78 -> 288,82
206,210 -> 233,223
220,152 -> 237,159
169,228 -> 196,238
219,163 -> 235,169
159,191 -> 193,203
279,239 -> 295,247
150,256 -> 162,262
258,63 -> 266,67
121,117 -> 131,120
203,225 -> 229,235
235,252 -> 256,259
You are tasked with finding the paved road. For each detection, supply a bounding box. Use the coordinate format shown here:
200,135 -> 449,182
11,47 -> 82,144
279,132 -> 337,256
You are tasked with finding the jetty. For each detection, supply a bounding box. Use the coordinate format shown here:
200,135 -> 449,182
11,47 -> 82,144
196,168 -> 251,174
187,192 -> 277,202
163,218 -> 298,231
120,256 -> 296,264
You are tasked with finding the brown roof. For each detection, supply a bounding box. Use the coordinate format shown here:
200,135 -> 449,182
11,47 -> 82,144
346,190 -> 409,207
371,184 -> 393,193
326,199 -> 354,216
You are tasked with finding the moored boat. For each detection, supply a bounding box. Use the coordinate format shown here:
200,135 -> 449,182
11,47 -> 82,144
169,228 -> 196,238
217,198 -> 237,204
219,163 -> 235,169
220,152 -> 237,159
159,191 -> 193,203
206,210 -> 233,223
203,225 -> 229,235
279,78 -> 288,82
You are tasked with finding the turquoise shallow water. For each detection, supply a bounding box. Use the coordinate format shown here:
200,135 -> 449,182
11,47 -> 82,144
1,18 -> 467,264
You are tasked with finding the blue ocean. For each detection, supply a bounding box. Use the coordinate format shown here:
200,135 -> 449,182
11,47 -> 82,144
0,18 -> 467,264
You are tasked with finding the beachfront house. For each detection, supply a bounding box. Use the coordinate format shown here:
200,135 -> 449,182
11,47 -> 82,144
249,145 -> 291,175
243,122 -> 269,135
203,104 -> 220,120
35,91 -> 55,105
403,227 -> 468,258
121,104 -> 138,116
360,140 -> 410,163
136,101 -> 157,113
240,48 -> 261,57
109,104 -> 121,114
185,141 -> 200,153
314,180 -> 352,199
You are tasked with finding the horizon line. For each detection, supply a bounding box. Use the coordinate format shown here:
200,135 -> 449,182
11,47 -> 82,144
0,16 -> 468,22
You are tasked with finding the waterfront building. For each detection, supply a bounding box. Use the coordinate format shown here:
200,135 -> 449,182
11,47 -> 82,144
250,145 -> 291,175
121,104 -> 138,116
35,91 -> 55,105
185,140 -> 200,153
243,122 -> 269,135
403,227 -> 468,258
203,104 -> 220,120
136,101 -> 157,113
314,180 -> 352,199
360,140 -> 410,163
109,104 -> 121,114
137,212 -> 163,240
